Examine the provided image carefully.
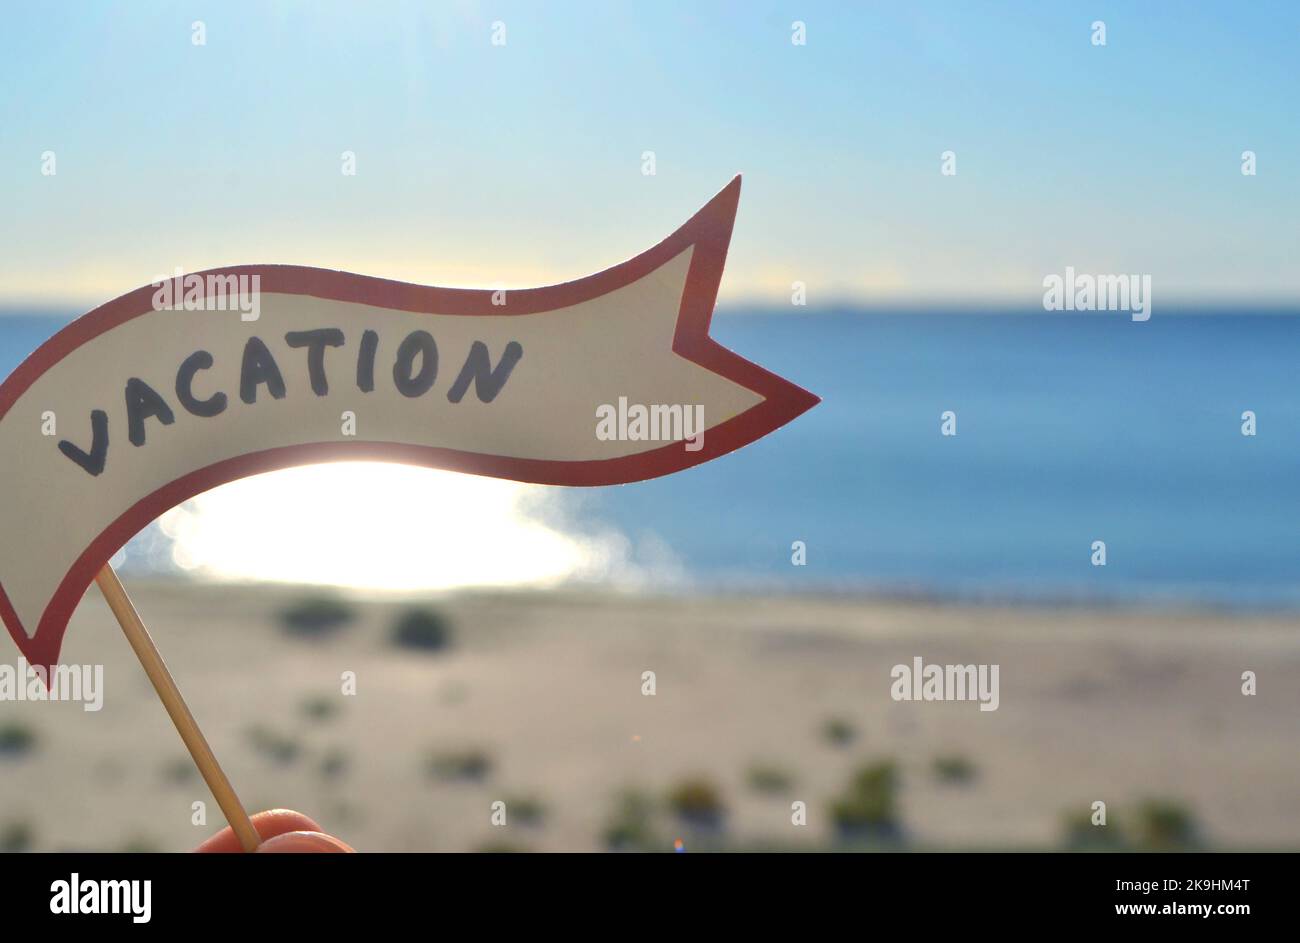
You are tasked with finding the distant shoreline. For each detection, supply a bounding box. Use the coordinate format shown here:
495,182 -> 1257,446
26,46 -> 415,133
5,304 -> 1300,321
107,569 -> 1300,618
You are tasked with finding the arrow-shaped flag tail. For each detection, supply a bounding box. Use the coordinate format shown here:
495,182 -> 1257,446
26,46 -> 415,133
0,175 -> 818,667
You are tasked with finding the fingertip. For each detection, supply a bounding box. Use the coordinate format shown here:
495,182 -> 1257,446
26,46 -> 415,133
256,830 -> 355,853
195,809 -> 329,852
253,809 -> 325,839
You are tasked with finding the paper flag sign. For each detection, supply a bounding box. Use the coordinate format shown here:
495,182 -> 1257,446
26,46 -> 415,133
0,176 -> 817,668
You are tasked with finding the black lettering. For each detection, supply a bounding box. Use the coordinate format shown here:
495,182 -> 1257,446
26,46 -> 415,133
240,336 -> 286,404
447,341 -> 523,404
175,350 -> 228,417
357,329 -> 378,393
58,409 -> 109,476
285,328 -> 345,396
125,377 -> 175,447
392,330 -> 438,398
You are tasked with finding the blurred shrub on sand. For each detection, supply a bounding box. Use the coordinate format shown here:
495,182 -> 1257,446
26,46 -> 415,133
830,759 -> 902,843
278,594 -> 356,638
391,607 -> 453,652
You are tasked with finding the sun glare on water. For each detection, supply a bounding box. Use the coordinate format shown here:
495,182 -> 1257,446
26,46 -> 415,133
155,462 -> 623,592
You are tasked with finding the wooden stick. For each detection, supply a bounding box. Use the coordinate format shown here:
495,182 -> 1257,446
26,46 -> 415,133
94,564 -> 261,852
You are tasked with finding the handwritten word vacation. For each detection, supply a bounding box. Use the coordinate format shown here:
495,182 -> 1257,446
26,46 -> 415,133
55,329 -> 524,477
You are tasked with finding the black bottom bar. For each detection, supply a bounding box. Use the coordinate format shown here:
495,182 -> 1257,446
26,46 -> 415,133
1,850 -> 1291,930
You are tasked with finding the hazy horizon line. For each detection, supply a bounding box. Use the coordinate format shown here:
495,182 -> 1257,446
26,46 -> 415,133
2,296 -> 1299,318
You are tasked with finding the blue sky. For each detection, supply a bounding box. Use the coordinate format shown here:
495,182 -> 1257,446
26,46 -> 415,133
1,1 -> 1296,307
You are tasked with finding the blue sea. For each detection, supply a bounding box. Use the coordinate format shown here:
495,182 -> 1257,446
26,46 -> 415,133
5,308 -> 1300,609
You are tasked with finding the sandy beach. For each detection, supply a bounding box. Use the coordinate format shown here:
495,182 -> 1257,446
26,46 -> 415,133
2,581 -> 1298,852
